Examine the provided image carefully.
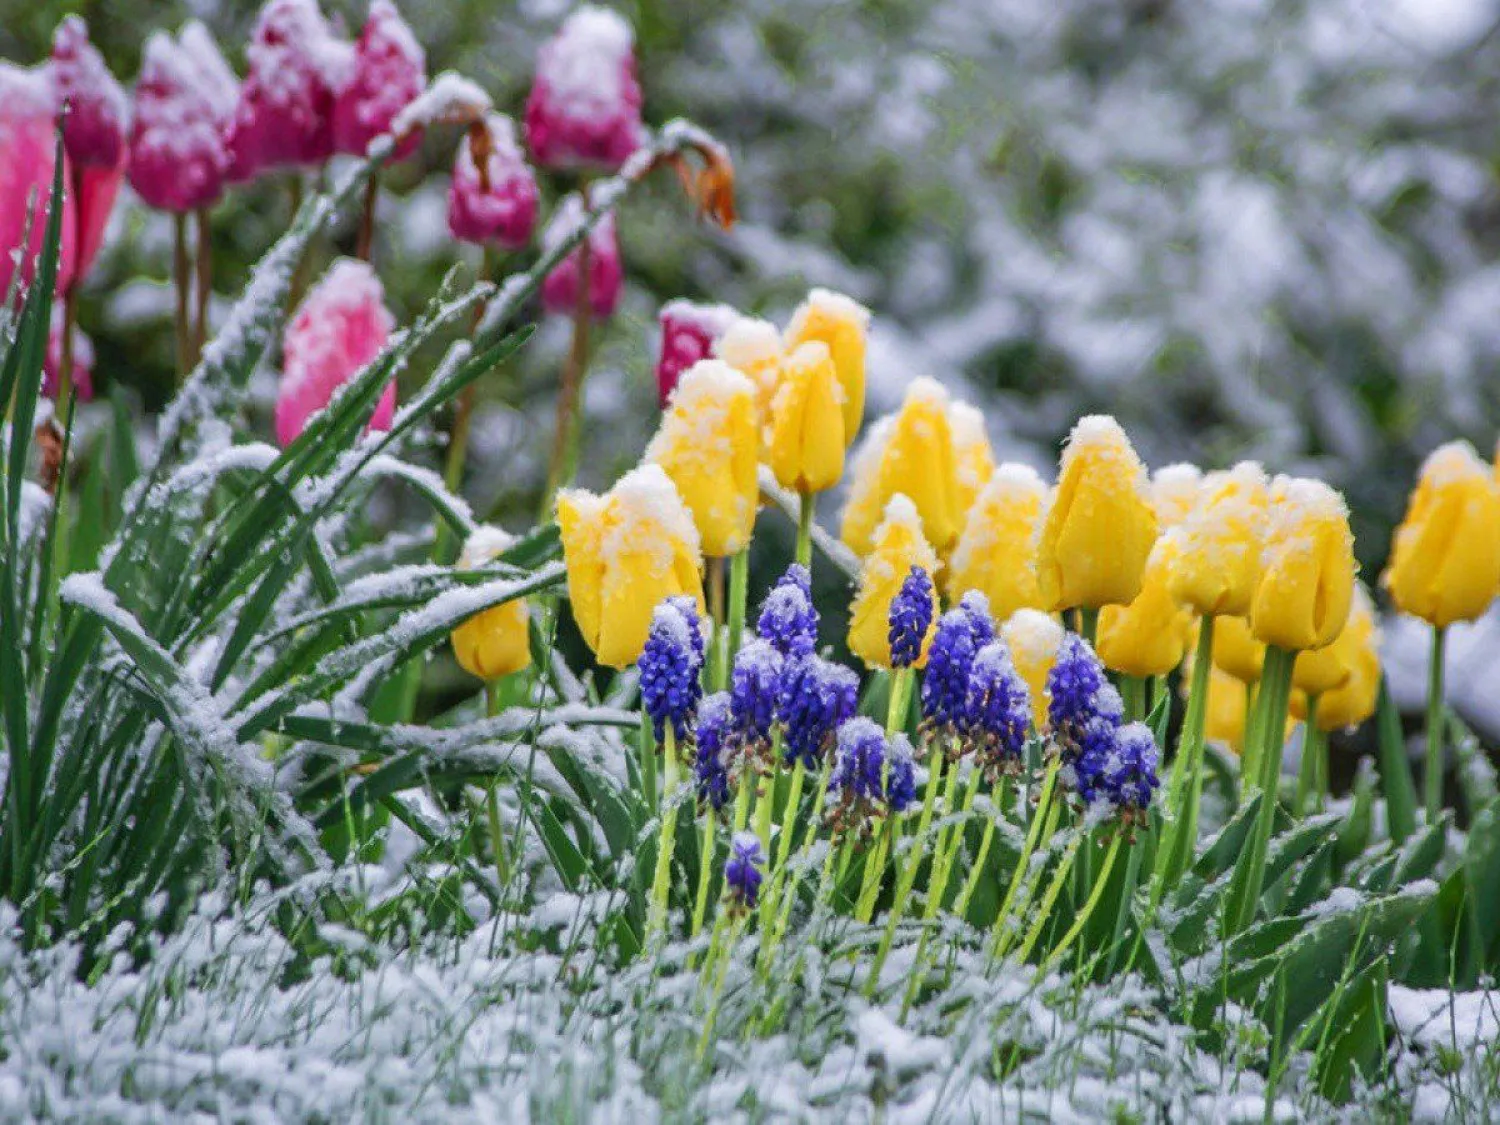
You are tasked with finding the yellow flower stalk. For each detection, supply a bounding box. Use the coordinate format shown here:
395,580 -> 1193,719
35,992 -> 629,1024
840,377 -> 961,557
556,463 -> 705,669
715,315 -> 783,425
1151,463 -> 1202,529
1249,476 -> 1356,653
847,494 -> 941,669
946,463 -> 1049,620
1167,461 -> 1269,618
949,400 -> 997,522
1036,415 -> 1159,613
450,526 -> 532,681
1097,536 -> 1195,679
765,341 -> 846,496
645,359 -> 760,558
1000,608 -> 1065,731
783,287 -> 870,444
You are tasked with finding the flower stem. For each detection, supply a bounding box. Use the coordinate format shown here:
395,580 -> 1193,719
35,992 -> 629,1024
355,170 -> 379,262
696,914 -> 745,1062
725,548 -> 749,683
759,757 -> 806,941
1294,694 -> 1322,816
1225,644 -> 1296,935
1425,626 -> 1446,822
194,208 -> 212,362
1154,617 -> 1214,895
542,188 -> 593,516
1039,834 -> 1122,974
691,813 -> 716,940
989,758 -> 1059,958
647,727 -> 682,945
953,775 -> 1005,921
795,491 -> 815,570
483,682 -> 509,892
173,212 -> 192,382
1121,676 -> 1146,723
1011,831 -> 1083,965
864,743 -> 946,995
1078,606 -> 1099,647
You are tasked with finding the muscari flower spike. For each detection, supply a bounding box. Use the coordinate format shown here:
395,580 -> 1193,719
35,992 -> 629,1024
1072,720 -> 1159,826
724,831 -> 765,911
888,565 -> 935,670
965,640 -> 1032,778
757,563 -> 819,658
730,638 -> 784,747
776,655 -> 859,771
827,717 -> 917,833
921,592 -> 996,735
1046,633 -> 1122,742
693,692 -> 734,812
639,596 -> 706,741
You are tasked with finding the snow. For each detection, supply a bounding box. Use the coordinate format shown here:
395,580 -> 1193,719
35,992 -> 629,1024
534,6 -> 636,114
595,462 -> 702,568
389,71 -> 492,137
1002,610 -> 1066,670
459,524 -> 518,568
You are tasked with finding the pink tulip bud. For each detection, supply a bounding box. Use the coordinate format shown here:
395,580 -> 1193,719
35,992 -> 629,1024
44,306 -> 95,402
0,63 -> 77,298
225,0 -> 354,183
275,258 -> 395,446
540,194 -> 622,320
447,114 -> 539,250
129,24 -> 238,214
50,17 -> 128,170
524,7 -> 643,172
333,0 -> 426,160
655,299 -> 736,407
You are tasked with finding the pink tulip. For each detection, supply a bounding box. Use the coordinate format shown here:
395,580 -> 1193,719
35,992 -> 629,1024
524,7 -> 643,172
275,258 -> 395,446
224,0 -> 354,183
447,114 -> 539,250
333,0 -> 426,161
129,23 -> 238,214
540,194 -> 622,320
655,300 -> 736,407
51,17 -> 127,285
43,305 -> 95,402
0,63 -> 76,299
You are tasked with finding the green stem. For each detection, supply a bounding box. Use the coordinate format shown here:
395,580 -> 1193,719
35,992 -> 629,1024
1154,617 -> 1215,895
541,186 -> 594,517
696,914 -> 745,1062
953,784 -> 1002,921
1425,626 -> 1446,823
1226,645 -> 1296,935
640,711 -> 658,811
1012,832 -> 1083,965
725,548 -> 749,683
647,728 -> 681,944
1040,835 -> 1123,974
691,814 -> 716,940
759,757 -> 806,941
923,752 -> 976,922
173,212 -> 192,382
1121,676 -> 1147,723
864,745 -> 946,995
483,683 -> 508,892
795,492 -> 815,570
1078,607 -> 1099,647
989,759 -> 1060,955
1106,833 -> 1144,976
708,556 -> 727,688
1294,695 -> 1322,817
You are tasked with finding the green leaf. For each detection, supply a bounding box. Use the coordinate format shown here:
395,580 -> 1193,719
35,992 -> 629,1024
1375,681 -> 1417,844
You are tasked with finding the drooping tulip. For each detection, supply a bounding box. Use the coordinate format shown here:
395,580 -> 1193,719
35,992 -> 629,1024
783,288 -> 870,444
766,341 -> 844,495
847,494 -> 941,670
950,400 -> 996,521
655,300 -> 737,408
644,359 -> 759,558
539,194 -> 622,319
714,315 -> 782,421
1211,615 -> 1265,684
1291,585 -> 1380,732
129,24 -> 238,214
333,0 -> 426,160
1000,608 -> 1065,731
945,462 -> 1048,620
1036,415 -> 1159,611
556,463 -> 705,668
1249,476 -> 1356,652
1384,441 -> 1500,629
43,305 -> 94,402
274,258 -> 395,446
840,377 -> 960,557
50,17 -> 127,283
1097,536 -> 1195,679
450,526 -> 532,681
1151,463 -> 1201,529
0,63 -> 76,297
447,114 -> 540,250
1168,461 -> 1269,619
524,5 -> 643,172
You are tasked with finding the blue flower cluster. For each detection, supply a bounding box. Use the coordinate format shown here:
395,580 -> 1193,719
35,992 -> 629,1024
921,592 -> 995,733
828,717 -> 917,829
693,692 -> 734,811
756,563 -> 818,658
777,655 -> 859,770
729,638 -> 785,746
724,831 -> 765,910
639,596 -> 706,741
887,566 -> 935,670
965,641 -> 1032,776
1046,633 -> 1120,739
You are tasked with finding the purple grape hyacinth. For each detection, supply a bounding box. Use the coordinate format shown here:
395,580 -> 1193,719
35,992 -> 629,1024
757,563 -> 818,659
693,692 -> 734,811
729,638 -> 784,747
827,717 -> 916,832
776,655 -> 858,770
724,831 -> 765,910
888,566 -> 935,670
639,596 -> 706,741
921,592 -> 995,734
965,640 -> 1032,777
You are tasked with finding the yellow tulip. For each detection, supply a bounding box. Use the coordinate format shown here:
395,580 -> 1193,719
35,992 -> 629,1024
766,341 -> 846,495
1036,415 -> 1159,610
1168,461 -> 1269,618
840,377 -> 961,557
1151,463 -> 1202,529
450,526 -> 532,681
645,359 -> 760,558
1202,665 -> 1249,754
783,288 -> 870,444
946,463 -> 1049,620
1249,476 -> 1356,652
1097,536 -> 1195,678
950,400 -> 996,521
556,463 -> 705,669
1001,608 -> 1065,730
1212,615 -> 1265,684
714,315 -> 783,424
847,494 -> 941,669
1294,586 -> 1381,731
1384,440 -> 1500,628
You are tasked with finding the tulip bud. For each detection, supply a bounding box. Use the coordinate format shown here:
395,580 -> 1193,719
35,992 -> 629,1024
129,24 -> 238,214
1097,536 -> 1195,678
540,194 -> 623,319
715,316 -> 783,423
655,300 -> 737,408
1384,441 -> 1500,629
332,0 -> 426,160
447,114 -> 540,250
50,18 -> 127,285
1166,461 -> 1269,619
0,62 -> 77,297
1151,463 -> 1202,529
783,288 -> 870,445
766,341 -> 844,495
1291,586 -> 1380,731
450,526 -> 531,680
1249,476 -> 1356,651
847,495 -> 941,670
1000,608 -> 1065,731
556,463 -> 704,668
1211,615 -> 1265,684
840,377 -> 961,557
950,401 -> 996,522
946,463 -> 1048,620
524,6 -> 643,172
43,307 -> 95,402
274,259 -> 395,446
1036,415 -> 1159,610
644,360 -> 760,558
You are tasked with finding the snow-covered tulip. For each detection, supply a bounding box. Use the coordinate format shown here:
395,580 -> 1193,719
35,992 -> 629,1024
766,341 -> 844,495
0,63 -> 76,297
1001,609 -> 1064,731
655,300 -> 736,408
555,463 -> 704,669
1212,615 -> 1265,684
840,377 -> 961,558
1385,441 -> 1500,629
1036,415 -> 1159,612
1292,586 -> 1380,732
51,17 -> 127,282
539,194 -> 622,319
847,495 -> 941,670
950,401 -> 996,521
43,307 -> 94,402
225,0 -> 353,182
333,0 -> 425,160
644,360 -> 760,558
129,24 -> 238,214
1167,462 -> 1268,618
449,527 -> 531,681
274,258 -> 395,446
524,6 -> 643,171
1097,537 -> 1194,679
783,289 -> 869,445
1151,463 -> 1202,529
446,114 -> 539,250
945,463 -> 1048,620
715,316 -> 783,422
1249,477 -> 1355,652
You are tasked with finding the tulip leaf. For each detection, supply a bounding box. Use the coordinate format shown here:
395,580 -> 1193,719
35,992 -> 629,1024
1375,681 -> 1417,845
